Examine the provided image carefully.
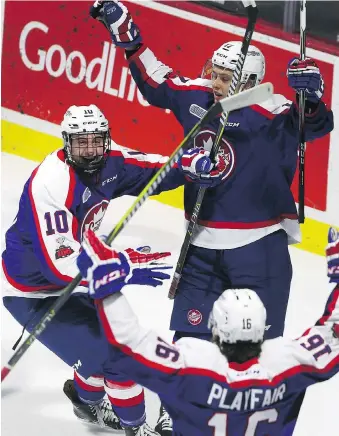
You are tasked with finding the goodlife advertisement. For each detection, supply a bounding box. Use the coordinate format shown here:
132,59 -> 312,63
1,0 -> 337,213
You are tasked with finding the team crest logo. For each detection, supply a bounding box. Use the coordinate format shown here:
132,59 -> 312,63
55,236 -> 74,260
194,129 -> 235,180
81,200 -> 109,239
187,309 -> 203,326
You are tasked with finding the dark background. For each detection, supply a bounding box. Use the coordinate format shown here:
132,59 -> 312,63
198,1 -> 339,45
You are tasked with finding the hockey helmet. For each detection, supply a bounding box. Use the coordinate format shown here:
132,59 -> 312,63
212,41 -> 265,87
61,105 -> 111,174
208,289 -> 267,343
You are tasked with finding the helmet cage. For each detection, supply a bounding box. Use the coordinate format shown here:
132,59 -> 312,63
63,129 -> 111,174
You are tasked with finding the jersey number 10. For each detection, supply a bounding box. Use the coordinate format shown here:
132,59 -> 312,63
44,211 -> 69,235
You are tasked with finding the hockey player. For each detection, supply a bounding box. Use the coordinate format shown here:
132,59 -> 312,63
2,104 -> 229,435
75,226 -> 339,436
90,1 -> 334,341
90,3 -> 334,432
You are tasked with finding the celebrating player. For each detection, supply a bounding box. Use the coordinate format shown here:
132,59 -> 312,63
1,104 -> 230,435
75,226 -> 339,436
90,1 -> 334,342
90,3 -> 334,431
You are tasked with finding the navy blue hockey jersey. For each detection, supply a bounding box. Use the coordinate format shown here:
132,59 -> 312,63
128,45 -> 334,249
2,146 -> 185,297
98,285 -> 339,436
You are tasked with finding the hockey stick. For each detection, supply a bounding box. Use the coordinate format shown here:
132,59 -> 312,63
298,0 -> 307,223
168,0 -> 259,299
1,83 -> 273,382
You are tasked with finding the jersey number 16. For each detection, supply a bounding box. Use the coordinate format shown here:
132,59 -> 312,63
208,409 -> 278,436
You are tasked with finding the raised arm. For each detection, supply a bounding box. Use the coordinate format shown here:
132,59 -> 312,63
90,1 -> 212,118
76,229 -> 187,397
251,57 -> 333,144
289,228 -> 339,384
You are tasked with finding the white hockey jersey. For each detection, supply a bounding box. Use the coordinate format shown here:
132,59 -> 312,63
2,147 -> 185,298
97,285 -> 339,436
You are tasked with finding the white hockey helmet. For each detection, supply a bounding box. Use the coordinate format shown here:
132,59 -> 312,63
208,289 -> 267,344
61,104 -> 111,173
212,41 -> 265,87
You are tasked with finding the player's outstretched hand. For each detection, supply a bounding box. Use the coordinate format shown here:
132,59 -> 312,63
326,227 -> 339,284
287,57 -> 324,103
178,147 -> 231,188
90,1 -> 142,49
77,229 -> 172,299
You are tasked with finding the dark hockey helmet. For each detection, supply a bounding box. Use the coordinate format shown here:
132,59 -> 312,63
61,105 -> 111,174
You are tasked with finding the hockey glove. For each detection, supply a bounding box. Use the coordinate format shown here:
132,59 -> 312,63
90,1 -> 142,49
77,229 -> 172,299
287,57 -> 324,103
326,227 -> 339,284
178,147 -> 231,187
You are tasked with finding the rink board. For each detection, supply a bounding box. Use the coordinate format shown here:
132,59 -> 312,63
1,116 -> 336,257
1,0 -> 338,255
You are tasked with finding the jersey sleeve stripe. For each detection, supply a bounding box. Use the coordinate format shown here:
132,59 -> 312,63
57,149 -> 79,242
316,287 -> 339,325
65,167 -> 79,242
65,166 -> 76,209
128,44 -> 150,82
250,104 -> 290,119
28,167 -> 74,284
129,45 -> 212,92
109,150 -> 124,158
2,259 -> 61,292
98,298 -> 339,390
97,300 -> 178,375
109,148 -> 169,168
124,157 -> 163,168
166,78 -> 212,93
177,355 -> 339,388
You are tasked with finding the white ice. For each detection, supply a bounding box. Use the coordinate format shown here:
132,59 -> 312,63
1,153 -> 337,435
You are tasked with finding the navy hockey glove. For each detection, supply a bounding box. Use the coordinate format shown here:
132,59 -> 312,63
178,147 -> 231,187
326,227 -> 339,284
90,1 -> 142,49
90,1 -> 109,31
77,229 -> 172,300
287,57 -> 324,103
